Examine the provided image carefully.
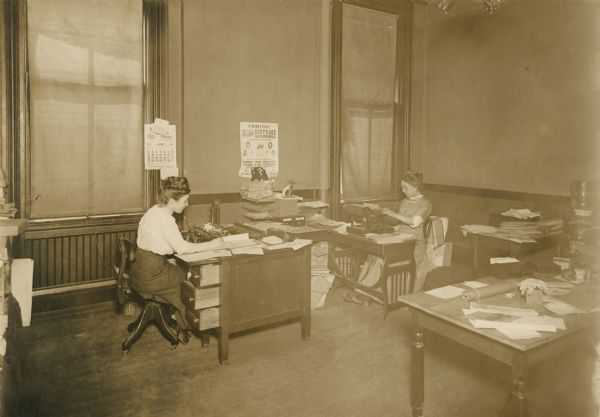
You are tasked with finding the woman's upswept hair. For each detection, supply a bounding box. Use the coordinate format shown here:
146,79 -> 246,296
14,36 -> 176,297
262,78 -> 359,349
402,171 -> 424,192
158,176 -> 191,204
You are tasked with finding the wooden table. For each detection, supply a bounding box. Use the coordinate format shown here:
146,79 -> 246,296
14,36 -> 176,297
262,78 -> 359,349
234,222 -> 418,317
177,245 -> 312,364
468,232 -> 560,277
399,277 -> 600,417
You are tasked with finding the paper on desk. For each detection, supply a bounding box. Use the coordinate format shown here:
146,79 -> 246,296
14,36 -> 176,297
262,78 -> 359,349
298,200 -> 329,209
426,285 -> 465,299
262,238 -> 312,251
513,315 -> 566,330
290,238 -> 312,250
496,328 -> 541,340
231,246 -> 264,256
461,224 -> 497,236
221,235 -> 261,250
224,233 -> 249,241
262,235 -> 284,245
366,233 -> 414,245
544,300 -> 585,315
501,208 -> 541,219
463,302 -> 538,317
176,249 -> 232,263
469,319 -> 556,333
490,257 -> 520,264
463,280 -> 488,289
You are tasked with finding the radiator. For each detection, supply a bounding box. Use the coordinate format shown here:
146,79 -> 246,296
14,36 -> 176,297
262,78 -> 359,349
23,226 -> 138,290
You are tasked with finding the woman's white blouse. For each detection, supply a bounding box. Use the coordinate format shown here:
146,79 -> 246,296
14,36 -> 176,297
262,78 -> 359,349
136,205 -> 190,255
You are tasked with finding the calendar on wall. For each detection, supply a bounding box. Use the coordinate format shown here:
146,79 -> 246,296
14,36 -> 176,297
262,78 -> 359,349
144,119 -> 177,170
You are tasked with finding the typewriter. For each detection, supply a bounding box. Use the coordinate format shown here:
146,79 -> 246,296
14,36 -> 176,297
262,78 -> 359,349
343,204 -> 398,236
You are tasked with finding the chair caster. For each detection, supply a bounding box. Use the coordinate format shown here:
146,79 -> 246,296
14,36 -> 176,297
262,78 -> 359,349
171,343 -> 178,351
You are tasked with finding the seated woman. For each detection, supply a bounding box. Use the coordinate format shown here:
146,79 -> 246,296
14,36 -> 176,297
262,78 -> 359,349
130,176 -> 223,344
381,171 -> 432,292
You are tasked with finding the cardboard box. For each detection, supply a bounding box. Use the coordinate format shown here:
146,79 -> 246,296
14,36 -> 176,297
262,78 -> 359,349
275,197 -> 299,217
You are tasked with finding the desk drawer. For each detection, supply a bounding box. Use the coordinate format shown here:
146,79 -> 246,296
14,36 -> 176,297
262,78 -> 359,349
186,307 -> 219,330
189,263 -> 220,287
181,281 -> 220,310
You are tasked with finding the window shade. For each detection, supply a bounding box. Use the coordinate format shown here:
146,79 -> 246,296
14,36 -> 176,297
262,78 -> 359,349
27,0 -> 144,218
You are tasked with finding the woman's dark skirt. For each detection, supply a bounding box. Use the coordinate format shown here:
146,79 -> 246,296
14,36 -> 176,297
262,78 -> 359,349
130,248 -> 190,330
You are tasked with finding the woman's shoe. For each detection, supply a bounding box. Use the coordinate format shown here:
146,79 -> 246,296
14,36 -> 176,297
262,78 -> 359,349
177,328 -> 191,345
342,293 -> 371,306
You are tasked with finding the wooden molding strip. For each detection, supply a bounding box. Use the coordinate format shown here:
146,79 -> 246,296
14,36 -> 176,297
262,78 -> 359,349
189,189 -> 323,205
423,183 -> 570,205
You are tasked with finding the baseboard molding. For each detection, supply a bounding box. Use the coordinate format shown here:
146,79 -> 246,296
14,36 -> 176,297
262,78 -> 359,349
32,284 -> 118,315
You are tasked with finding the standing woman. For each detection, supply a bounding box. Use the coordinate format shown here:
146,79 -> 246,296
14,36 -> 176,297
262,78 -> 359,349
381,171 -> 432,292
131,176 -> 222,344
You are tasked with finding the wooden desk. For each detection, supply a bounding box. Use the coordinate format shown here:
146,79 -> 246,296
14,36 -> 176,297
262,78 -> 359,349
234,222 -> 418,317
327,231 -> 416,318
177,246 -> 312,364
399,277 -> 600,417
469,232 -> 559,277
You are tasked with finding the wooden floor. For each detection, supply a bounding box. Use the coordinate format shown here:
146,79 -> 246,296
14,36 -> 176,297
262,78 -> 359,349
2,288 -> 599,417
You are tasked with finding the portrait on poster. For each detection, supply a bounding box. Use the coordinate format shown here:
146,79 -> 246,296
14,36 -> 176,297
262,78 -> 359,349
239,122 -> 278,178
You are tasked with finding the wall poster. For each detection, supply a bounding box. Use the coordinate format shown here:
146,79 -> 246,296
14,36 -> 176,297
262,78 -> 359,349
239,122 -> 279,178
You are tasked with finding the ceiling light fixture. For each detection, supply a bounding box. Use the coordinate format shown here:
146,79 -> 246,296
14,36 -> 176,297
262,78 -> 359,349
435,0 -> 505,15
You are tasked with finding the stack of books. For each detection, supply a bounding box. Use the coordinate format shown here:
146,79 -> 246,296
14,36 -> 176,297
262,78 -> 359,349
239,197 -> 276,221
240,180 -> 275,221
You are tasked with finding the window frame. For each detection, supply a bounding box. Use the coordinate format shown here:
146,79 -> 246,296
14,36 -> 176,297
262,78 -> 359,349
3,0 -> 167,232
329,0 -> 413,219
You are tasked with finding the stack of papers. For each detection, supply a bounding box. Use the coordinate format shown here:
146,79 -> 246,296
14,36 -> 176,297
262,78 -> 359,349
490,257 -> 520,264
298,201 -> 329,209
501,208 -> 541,219
365,232 -> 414,245
463,302 -> 538,317
262,238 -> 312,251
461,224 -> 497,235
306,214 -> 346,230
176,249 -> 232,263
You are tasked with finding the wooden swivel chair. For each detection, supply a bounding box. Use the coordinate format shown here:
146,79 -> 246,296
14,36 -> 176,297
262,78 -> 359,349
115,236 -> 179,352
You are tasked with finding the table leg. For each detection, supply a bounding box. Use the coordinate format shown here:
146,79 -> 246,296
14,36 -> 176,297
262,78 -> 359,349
218,325 -> 230,365
301,249 -> 311,340
410,312 -> 425,417
502,355 -> 528,417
